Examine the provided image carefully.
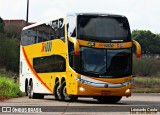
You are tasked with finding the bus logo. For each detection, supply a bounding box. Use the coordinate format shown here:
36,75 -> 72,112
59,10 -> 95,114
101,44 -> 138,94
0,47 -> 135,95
117,43 -> 123,48
41,41 -> 52,52
87,42 -> 95,47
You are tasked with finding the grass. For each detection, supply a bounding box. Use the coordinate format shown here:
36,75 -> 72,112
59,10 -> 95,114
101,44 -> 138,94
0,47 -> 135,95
132,76 -> 160,93
0,75 -> 23,99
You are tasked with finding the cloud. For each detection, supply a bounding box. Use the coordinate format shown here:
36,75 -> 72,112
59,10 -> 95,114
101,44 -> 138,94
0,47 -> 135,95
0,0 -> 26,19
0,0 -> 160,33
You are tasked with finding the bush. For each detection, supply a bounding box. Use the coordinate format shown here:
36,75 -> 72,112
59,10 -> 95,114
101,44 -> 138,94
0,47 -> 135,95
133,56 -> 159,76
0,76 -> 23,99
133,77 -> 160,93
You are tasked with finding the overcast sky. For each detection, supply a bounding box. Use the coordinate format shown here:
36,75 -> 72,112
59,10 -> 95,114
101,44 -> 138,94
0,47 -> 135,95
0,0 -> 160,33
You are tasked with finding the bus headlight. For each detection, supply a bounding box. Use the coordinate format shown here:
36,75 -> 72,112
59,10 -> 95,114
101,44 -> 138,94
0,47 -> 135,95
79,87 -> 86,92
125,89 -> 131,94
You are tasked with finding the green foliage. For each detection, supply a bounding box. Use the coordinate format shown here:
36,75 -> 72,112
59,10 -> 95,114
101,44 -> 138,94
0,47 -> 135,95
0,33 -> 19,72
133,57 -> 159,76
0,17 -> 4,33
134,77 -> 160,85
132,30 -> 160,54
0,17 -> 20,73
5,24 -> 21,38
133,77 -> 160,93
0,68 -> 14,78
0,76 -> 23,99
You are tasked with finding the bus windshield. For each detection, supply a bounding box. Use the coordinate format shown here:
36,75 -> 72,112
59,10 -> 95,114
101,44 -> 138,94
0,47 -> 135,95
80,47 -> 131,78
77,15 -> 131,42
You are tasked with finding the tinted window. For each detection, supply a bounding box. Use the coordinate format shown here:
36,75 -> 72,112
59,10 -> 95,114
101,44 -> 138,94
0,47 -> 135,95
66,15 -> 76,37
21,18 -> 65,46
77,15 -> 131,42
33,55 -> 66,73
68,40 -> 74,67
80,47 -> 131,78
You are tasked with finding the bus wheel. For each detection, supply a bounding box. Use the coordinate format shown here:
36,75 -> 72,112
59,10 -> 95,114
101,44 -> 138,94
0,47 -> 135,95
25,80 -> 28,96
96,96 -> 122,103
28,81 -> 44,99
61,81 -> 78,102
28,81 -> 36,99
54,82 -> 62,101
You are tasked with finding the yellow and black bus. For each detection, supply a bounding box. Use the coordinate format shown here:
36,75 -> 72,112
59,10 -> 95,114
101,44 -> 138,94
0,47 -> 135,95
19,13 -> 141,103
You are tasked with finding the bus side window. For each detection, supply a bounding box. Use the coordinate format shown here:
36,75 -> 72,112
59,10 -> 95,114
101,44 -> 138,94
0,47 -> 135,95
60,37 -> 65,42
66,15 -> 76,37
49,19 -> 65,42
68,40 -> 74,67
68,40 -> 80,71
33,55 -> 66,73
21,18 -> 66,46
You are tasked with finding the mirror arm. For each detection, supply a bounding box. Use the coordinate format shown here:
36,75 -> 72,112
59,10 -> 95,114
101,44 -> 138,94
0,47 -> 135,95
132,40 -> 141,58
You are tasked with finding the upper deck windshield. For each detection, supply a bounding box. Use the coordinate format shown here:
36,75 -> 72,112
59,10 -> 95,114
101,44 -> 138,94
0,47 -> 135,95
77,15 -> 131,42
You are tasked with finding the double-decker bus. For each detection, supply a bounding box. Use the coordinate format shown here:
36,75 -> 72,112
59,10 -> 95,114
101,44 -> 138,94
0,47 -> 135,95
20,13 -> 141,103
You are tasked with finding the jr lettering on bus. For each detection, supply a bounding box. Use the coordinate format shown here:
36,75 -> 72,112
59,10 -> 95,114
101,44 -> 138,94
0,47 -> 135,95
41,41 -> 52,52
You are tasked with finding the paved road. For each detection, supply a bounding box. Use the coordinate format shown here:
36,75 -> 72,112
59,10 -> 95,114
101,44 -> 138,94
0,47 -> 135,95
0,93 -> 160,115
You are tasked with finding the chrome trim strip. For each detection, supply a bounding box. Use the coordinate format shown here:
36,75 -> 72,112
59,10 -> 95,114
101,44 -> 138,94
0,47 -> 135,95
75,75 -> 133,88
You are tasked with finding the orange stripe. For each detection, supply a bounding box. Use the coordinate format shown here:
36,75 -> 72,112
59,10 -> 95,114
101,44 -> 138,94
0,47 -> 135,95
22,47 -> 52,93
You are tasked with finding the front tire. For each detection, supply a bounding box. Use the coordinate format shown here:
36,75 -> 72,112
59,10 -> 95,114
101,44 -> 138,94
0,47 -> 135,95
60,81 -> 78,102
96,96 -> 122,103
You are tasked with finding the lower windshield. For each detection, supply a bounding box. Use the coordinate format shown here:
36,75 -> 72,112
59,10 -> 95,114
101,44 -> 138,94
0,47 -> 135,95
80,47 -> 131,78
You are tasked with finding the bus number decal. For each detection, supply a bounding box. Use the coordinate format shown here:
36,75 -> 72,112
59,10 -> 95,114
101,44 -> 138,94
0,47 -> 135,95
41,41 -> 52,52
99,43 -> 114,48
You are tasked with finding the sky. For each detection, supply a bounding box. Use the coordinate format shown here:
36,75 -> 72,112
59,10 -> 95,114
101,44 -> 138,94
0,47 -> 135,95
0,0 -> 160,33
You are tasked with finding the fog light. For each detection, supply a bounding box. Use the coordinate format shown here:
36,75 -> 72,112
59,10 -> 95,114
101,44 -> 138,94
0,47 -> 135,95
79,87 -> 85,92
125,89 -> 131,94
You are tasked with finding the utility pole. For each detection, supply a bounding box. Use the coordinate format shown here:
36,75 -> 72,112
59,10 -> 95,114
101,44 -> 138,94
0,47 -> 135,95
26,0 -> 29,26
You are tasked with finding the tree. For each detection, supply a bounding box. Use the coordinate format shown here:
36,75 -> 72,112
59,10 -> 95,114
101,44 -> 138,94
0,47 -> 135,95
5,24 -> 21,38
0,34 -> 19,72
0,17 -> 20,73
0,17 -> 4,33
132,30 -> 160,54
